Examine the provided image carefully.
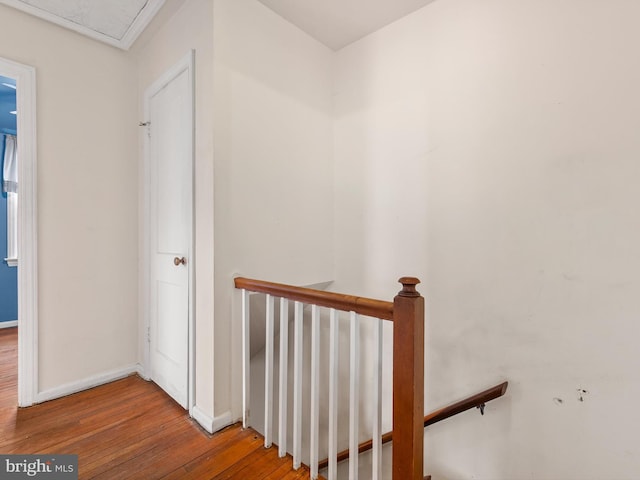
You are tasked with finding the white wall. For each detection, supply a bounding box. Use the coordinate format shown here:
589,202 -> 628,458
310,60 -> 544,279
132,0 -> 215,419
132,0 -> 334,426
0,5 -> 139,392
213,0 -> 334,421
334,0 -> 640,478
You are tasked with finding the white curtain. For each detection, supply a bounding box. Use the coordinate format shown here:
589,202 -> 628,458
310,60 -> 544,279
3,134 -> 18,262
3,134 -> 17,193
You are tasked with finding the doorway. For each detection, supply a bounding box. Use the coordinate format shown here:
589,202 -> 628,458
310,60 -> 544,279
0,56 -> 37,408
142,51 -> 195,412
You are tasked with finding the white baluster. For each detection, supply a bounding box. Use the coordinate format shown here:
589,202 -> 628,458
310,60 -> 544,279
293,301 -> 304,469
328,308 -> 339,480
264,294 -> 275,448
310,305 -> 320,479
349,311 -> 360,480
372,318 -> 383,480
242,289 -> 250,429
278,298 -> 289,457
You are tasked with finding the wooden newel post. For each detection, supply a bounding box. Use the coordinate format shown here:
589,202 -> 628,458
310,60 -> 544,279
393,277 -> 425,480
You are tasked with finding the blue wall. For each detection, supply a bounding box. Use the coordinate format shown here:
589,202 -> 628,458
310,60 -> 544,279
0,75 -> 17,323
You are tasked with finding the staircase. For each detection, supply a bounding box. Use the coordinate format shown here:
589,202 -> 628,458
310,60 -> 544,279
235,276 -> 507,479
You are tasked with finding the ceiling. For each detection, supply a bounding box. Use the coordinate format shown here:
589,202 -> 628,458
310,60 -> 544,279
0,0 -> 436,52
0,0 -> 166,49
256,0 -> 436,50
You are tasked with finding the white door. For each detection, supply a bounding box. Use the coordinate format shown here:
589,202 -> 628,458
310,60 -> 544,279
147,56 -> 193,409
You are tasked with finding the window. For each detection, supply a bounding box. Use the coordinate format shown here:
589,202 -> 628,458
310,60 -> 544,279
3,133 -> 17,267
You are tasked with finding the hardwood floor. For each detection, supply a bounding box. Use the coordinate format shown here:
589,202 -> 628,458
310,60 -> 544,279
0,327 -> 317,479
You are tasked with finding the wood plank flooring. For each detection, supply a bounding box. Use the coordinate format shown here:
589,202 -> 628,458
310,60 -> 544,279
0,327 -> 317,479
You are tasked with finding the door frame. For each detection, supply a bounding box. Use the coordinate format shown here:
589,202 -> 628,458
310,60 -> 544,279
141,51 -> 195,413
0,56 -> 38,407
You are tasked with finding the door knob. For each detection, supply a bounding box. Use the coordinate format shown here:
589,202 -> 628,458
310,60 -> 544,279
173,256 -> 187,266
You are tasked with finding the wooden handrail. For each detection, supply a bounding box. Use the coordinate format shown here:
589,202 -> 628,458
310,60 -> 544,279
235,275 -> 423,478
423,381 -> 508,428
234,276 -> 394,320
318,382 -> 508,470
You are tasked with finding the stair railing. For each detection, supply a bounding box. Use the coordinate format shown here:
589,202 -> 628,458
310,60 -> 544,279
318,381 -> 509,470
235,276 -> 425,480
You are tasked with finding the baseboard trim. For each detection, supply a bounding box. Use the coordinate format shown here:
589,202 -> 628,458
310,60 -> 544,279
135,363 -> 150,381
191,407 -> 233,434
35,364 -> 139,404
191,405 -> 213,432
212,410 -> 234,433
0,320 -> 17,329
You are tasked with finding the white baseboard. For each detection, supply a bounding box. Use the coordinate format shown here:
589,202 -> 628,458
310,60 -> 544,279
0,320 -> 17,329
135,362 -> 150,380
212,411 -> 234,433
191,407 -> 234,434
212,410 -> 234,433
35,364 -> 139,404
191,405 -> 213,432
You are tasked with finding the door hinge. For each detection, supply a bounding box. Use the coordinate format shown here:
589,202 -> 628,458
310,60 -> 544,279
147,326 -> 151,343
